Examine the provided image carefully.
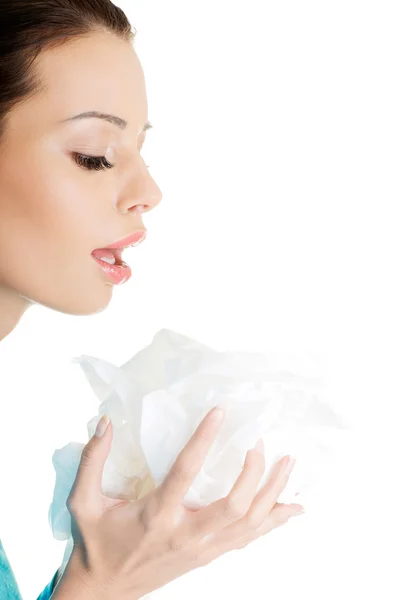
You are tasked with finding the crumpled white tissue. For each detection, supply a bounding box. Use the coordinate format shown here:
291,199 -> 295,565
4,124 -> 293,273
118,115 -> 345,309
49,328 -> 349,575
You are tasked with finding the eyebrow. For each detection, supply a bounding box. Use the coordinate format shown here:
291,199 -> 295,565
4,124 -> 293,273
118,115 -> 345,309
61,111 -> 153,132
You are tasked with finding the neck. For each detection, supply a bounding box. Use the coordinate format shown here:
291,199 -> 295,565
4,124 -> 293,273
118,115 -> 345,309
0,286 -> 33,341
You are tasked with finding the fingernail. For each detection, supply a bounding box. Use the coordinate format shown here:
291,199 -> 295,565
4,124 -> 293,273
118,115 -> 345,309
94,415 -> 110,438
291,506 -> 305,517
285,455 -> 296,474
210,406 -> 225,422
254,438 -> 264,455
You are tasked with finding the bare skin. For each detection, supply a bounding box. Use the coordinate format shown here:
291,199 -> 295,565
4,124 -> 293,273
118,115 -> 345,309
0,30 -> 161,339
0,30 -> 304,598
53,410 -> 304,600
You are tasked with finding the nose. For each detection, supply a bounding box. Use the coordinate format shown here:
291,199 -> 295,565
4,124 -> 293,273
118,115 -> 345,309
115,165 -> 163,215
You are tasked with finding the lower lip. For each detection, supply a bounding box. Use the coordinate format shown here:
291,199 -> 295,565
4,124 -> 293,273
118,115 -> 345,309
92,256 -> 132,285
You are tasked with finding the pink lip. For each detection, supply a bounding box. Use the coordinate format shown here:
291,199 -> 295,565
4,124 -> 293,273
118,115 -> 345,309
91,229 -> 147,286
106,229 -> 147,250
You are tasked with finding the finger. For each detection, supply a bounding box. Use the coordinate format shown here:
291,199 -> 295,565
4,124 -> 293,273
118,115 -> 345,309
191,440 -> 266,538
245,455 -> 296,526
157,407 -> 225,509
212,502 -> 305,558
237,543 -> 249,550
67,415 -> 113,516
201,501 -> 304,564
235,500 -> 304,544
255,502 -> 305,536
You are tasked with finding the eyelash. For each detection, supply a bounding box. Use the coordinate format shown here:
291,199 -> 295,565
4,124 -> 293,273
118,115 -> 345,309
73,153 -> 150,172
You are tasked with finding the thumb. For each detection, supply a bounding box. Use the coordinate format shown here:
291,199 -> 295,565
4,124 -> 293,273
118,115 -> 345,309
69,415 -> 112,509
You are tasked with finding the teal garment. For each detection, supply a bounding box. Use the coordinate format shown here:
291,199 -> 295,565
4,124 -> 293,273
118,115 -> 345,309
0,539 -> 58,599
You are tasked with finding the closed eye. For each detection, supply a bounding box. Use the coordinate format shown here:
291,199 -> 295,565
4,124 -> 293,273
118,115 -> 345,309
73,153 -> 114,171
73,153 -> 150,172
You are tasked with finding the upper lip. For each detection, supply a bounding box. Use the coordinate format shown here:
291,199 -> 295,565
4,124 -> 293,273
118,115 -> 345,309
101,229 -> 148,251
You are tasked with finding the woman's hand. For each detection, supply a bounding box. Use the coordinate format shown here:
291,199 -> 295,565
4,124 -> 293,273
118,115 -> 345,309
57,407 -> 304,600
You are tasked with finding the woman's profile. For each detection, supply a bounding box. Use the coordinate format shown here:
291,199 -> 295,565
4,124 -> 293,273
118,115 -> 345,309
0,1 -> 304,598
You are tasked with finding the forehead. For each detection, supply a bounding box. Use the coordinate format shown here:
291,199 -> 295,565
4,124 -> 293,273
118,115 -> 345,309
32,31 -> 148,132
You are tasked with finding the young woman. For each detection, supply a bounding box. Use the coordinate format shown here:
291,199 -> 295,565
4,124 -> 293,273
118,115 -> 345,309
0,2 -> 304,598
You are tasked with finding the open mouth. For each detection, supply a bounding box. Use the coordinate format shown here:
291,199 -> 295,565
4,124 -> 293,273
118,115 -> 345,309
90,231 -> 146,285
91,248 -> 124,266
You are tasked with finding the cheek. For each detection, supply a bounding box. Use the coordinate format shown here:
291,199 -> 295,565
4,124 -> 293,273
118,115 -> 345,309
0,145 -> 117,313
39,159 -> 117,247
0,144 -> 118,300
3,157 -> 110,261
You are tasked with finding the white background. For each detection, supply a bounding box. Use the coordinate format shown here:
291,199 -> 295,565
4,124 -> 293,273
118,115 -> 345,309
0,1 -> 399,598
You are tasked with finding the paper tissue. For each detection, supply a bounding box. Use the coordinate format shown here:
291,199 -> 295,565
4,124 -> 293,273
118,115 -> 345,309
49,328 -> 349,575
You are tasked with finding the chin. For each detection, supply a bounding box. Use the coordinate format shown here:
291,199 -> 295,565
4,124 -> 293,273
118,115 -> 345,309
42,282 -> 115,317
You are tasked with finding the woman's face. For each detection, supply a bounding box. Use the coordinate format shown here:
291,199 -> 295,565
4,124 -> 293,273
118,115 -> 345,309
0,31 -> 162,316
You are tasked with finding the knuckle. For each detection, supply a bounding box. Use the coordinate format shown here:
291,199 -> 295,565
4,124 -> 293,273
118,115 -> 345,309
79,446 -> 93,469
166,536 -> 197,560
66,494 -> 79,515
244,510 -> 262,529
223,496 -> 247,522
142,495 -> 175,536
170,459 -> 195,484
257,520 -> 274,536
66,495 -> 89,521
142,507 -> 166,535
66,492 -> 96,524
166,536 -> 185,553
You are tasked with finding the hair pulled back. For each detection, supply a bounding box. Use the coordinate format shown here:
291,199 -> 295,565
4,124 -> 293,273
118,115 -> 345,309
0,0 -> 135,145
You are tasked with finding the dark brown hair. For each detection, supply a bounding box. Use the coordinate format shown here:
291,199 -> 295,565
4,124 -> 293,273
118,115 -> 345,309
0,0 -> 135,144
